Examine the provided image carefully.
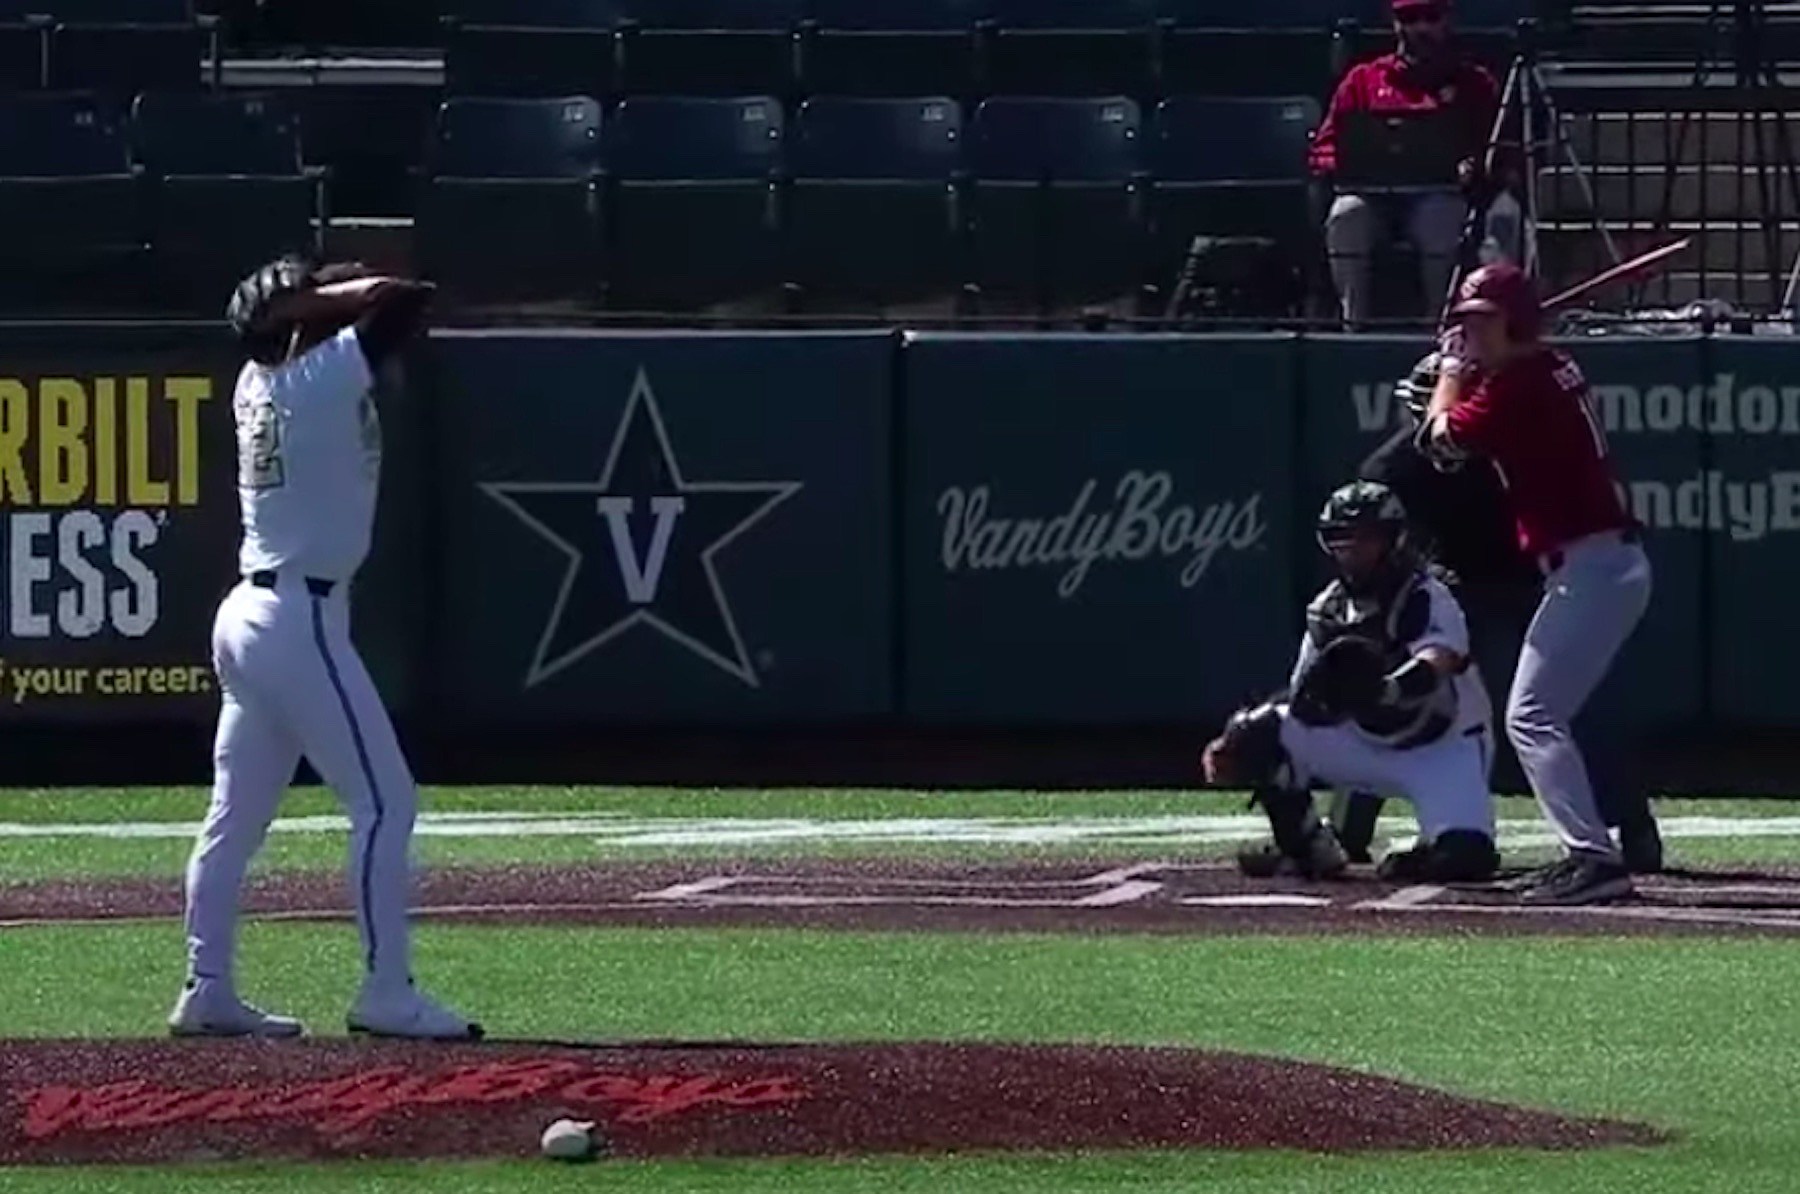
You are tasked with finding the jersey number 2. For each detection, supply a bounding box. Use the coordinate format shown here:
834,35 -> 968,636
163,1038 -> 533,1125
240,404 -> 285,490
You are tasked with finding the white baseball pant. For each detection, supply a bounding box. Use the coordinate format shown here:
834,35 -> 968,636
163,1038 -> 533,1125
182,573 -> 417,994
1280,711 -> 1496,842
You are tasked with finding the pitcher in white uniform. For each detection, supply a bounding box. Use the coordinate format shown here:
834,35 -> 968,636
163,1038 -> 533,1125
169,256 -> 480,1041
1220,481 -> 1500,884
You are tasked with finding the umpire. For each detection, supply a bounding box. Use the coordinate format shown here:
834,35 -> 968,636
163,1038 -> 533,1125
1332,348 -> 1665,874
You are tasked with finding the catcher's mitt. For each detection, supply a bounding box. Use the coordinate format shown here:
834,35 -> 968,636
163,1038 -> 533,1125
1291,635 -> 1389,726
1200,700 -> 1285,787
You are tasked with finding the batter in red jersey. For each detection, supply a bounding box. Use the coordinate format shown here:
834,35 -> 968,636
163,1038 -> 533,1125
1424,262 -> 1651,905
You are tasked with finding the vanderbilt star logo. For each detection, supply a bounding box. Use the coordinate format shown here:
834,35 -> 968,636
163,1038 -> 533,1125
482,369 -> 802,688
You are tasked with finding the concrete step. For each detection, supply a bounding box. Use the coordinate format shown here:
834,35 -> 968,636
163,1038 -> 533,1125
1540,219 -> 1800,273
1560,109 -> 1800,167
1540,225 -> 1799,309
1539,163 -> 1800,222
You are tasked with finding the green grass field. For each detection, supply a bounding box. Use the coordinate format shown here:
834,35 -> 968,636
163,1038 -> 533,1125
5,785 -> 1800,1191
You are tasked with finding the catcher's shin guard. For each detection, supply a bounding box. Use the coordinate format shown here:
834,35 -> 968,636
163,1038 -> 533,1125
1244,785 -> 1348,880
1329,790 -> 1385,864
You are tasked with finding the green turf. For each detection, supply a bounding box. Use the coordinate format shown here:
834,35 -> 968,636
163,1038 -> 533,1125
1,788 -> 1797,882
4,922 -> 1800,1191
1,785 -> 1793,826
6,827 -> 1800,885
7,782 -> 1800,1191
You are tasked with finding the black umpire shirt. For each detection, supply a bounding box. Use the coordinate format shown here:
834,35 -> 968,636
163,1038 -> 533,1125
1357,422 -> 1538,592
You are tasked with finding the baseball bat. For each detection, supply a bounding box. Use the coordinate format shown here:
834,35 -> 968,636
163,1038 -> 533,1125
1542,237 -> 1692,311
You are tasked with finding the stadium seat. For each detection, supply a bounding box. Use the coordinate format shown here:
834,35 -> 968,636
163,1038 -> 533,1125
985,0 -> 1159,97
1159,0 -> 1377,27
131,91 -> 320,311
603,95 -> 786,313
418,96 -> 605,307
0,91 -> 147,309
442,0 -> 620,98
37,0 -> 212,96
297,84 -> 440,217
0,18 -> 48,90
616,0 -> 804,97
799,0 -> 982,98
1145,95 -> 1320,316
1156,0 -> 1343,98
967,96 -> 1146,317
213,0 -> 438,49
0,0 -> 191,18
786,96 -> 967,315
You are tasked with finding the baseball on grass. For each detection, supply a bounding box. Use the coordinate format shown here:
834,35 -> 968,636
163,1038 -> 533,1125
540,1118 -> 600,1161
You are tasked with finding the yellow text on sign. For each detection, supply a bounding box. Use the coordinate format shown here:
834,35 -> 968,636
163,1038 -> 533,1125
2,661 -> 213,704
0,376 -> 212,507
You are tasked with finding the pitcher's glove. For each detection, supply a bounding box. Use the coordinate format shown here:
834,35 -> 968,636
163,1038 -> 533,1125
226,253 -> 317,343
1291,636 -> 1389,726
226,257 -> 382,353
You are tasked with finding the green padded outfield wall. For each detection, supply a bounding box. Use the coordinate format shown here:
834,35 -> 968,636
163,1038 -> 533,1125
0,323 -> 1778,739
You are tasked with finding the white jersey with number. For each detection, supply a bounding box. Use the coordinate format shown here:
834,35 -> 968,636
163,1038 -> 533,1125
233,326 -> 383,581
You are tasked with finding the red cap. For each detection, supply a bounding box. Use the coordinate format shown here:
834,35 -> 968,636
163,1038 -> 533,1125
1450,262 -> 1542,338
1393,0 -> 1447,10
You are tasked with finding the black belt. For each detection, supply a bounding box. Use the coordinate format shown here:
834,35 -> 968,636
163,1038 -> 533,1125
1541,525 -> 1640,574
247,571 -> 336,597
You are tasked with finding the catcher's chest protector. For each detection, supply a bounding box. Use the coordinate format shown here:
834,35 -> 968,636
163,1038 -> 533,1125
1306,574 -> 1457,748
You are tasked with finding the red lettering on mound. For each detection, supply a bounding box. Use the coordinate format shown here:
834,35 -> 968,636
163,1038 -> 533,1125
16,1059 -> 807,1143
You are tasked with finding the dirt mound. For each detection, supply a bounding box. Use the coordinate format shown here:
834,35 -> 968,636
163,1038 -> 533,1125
0,1037 -> 1661,1165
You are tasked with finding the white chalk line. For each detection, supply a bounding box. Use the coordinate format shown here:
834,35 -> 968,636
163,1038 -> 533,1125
8,812 -> 1800,850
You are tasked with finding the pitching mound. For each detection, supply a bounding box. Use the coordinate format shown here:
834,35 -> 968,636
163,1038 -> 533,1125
0,1038 -> 1660,1165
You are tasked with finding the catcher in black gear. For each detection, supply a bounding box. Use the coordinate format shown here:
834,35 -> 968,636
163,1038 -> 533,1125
1206,481 -> 1501,883
1334,340 -> 1665,875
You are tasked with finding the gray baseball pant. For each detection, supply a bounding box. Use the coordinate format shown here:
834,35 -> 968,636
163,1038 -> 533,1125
1506,533 -> 1652,861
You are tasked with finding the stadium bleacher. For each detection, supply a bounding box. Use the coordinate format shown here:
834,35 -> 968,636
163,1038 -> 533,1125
12,0 -> 1800,322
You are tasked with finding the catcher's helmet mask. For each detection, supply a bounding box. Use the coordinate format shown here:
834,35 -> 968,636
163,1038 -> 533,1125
1317,480 -> 1412,595
1395,350 -> 1440,424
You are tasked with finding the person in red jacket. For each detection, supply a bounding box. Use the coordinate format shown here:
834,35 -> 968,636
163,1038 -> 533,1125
1424,263 -> 1652,906
1310,0 -> 1500,326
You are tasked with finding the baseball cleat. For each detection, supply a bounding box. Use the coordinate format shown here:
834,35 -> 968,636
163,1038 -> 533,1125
1304,825 -> 1351,880
348,981 -> 484,1041
168,979 -> 305,1039
1236,840 -> 1287,879
1375,842 -> 1434,883
1519,853 -> 1634,906
1235,830 -> 1349,881
1493,861 -> 1563,893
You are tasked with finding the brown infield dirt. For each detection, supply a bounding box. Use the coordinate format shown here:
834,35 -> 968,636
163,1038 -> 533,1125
0,1038 -> 1664,1166
6,857 -> 1800,937
11,855 -> 1769,1166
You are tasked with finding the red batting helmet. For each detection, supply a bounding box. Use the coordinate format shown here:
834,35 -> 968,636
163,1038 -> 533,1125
1450,262 -> 1542,339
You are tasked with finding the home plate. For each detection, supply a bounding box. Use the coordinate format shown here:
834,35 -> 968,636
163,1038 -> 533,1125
1180,894 -> 1336,908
